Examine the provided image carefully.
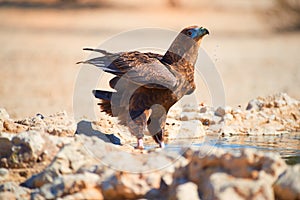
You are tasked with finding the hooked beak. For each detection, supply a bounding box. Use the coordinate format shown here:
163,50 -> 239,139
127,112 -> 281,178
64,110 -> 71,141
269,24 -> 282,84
196,27 -> 209,38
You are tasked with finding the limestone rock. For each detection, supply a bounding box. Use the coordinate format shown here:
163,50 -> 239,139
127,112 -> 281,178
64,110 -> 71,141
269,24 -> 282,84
1,110 -> 76,137
0,93 -> 298,200
274,164 -> 300,200
0,191 -> 16,200
246,99 -> 264,111
169,182 -> 200,200
2,120 -> 28,134
22,139 -> 95,189
15,111 -> 76,137
208,173 -> 274,200
0,108 -> 9,133
44,111 -> 76,136
101,172 -> 161,199
11,131 -> 46,161
0,168 -> 9,181
215,106 -> 226,117
0,182 -> 30,200
23,135 -> 190,199
166,120 -> 205,140
33,172 -> 101,199
0,131 -> 59,168
62,188 -> 104,200
218,93 -> 300,135
0,137 -> 12,159
184,148 -> 287,199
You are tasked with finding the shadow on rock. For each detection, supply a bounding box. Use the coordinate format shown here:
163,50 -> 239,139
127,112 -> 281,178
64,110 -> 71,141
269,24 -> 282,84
75,120 -> 121,145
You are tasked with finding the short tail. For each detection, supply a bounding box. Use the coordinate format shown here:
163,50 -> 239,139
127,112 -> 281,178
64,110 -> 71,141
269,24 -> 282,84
92,90 -> 112,100
93,90 -> 113,116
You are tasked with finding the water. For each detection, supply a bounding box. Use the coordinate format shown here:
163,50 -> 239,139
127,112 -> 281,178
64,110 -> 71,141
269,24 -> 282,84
160,132 -> 300,165
216,133 -> 300,165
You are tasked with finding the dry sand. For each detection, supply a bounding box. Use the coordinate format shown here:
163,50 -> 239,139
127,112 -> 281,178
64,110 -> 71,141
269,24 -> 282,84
0,0 -> 299,118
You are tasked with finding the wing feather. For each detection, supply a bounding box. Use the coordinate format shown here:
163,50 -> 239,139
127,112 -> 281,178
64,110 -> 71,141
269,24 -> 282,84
78,49 -> 178,90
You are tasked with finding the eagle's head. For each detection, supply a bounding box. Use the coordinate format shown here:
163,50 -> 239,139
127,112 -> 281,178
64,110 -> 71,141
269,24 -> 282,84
181,26 -> 209,42
163,25 -> 210,65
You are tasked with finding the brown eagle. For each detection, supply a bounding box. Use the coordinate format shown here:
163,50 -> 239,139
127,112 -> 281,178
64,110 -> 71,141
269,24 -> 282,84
78,26 -> 209,149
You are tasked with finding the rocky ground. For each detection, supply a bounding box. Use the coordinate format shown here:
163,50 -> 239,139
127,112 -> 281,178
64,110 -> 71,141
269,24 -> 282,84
0,93 -> 299,199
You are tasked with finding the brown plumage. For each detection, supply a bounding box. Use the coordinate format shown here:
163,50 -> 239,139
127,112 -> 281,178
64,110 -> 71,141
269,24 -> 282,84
78,26 -> 209,149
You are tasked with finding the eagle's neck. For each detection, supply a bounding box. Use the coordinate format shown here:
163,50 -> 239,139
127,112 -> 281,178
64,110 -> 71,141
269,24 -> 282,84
162,36 -> 201,93
162,38 -> 201,68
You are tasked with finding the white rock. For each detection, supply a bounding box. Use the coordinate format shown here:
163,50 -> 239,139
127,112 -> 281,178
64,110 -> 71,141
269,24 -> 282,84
171,182 -> 200,200
223,113 -> 233,121
168,120 -> 205,140
0,168 -> 8,180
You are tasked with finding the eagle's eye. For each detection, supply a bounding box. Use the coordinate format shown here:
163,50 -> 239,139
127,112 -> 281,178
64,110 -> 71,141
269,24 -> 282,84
187,30 -> 193,36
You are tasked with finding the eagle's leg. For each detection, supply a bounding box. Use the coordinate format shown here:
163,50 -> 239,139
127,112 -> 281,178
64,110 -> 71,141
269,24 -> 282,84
137,138 -> 144,149
128,110 -> 152,150
152,130 -> 165,148
147,107 -> 167,148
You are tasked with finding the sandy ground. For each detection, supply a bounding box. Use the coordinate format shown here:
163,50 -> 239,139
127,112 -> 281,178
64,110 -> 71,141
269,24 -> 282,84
0,0 -> 299,118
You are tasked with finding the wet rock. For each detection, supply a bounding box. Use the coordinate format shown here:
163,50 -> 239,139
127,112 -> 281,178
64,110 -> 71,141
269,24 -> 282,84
274,164 -> 300,200
169,182 -> 200,200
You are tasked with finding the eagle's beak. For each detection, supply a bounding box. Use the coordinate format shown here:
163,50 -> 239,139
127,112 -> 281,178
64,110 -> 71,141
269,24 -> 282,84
197,27 -> 209,38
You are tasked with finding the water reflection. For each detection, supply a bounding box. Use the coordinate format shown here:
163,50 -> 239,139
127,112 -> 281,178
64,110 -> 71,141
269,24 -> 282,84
220,133 -> 300,165
162,132 -> 300,165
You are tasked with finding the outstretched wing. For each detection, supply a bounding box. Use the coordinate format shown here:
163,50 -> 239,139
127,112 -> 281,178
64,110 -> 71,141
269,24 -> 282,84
78,49 -> 178,90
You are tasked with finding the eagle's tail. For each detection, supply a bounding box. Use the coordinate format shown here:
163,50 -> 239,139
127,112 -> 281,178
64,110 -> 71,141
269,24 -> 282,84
92,90 -> 113,116
82,48 -> 114,56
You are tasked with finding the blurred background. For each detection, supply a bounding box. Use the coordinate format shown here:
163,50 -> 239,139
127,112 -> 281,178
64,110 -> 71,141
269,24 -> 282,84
0,0 -> 299,118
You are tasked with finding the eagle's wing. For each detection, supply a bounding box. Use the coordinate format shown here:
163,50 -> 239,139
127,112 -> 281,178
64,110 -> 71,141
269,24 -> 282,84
78,49 -> 178,90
